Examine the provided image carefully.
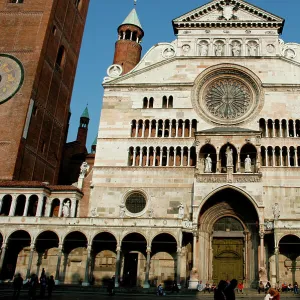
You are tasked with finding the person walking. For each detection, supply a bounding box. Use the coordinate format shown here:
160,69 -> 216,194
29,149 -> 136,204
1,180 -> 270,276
214,280 -> 227,300
294,282 -> 299,294
28,274 -> 38,300
40,273 -> 47,298
224,279 -> 238,300
12,273 -> 23,300
47,275 -> 55,297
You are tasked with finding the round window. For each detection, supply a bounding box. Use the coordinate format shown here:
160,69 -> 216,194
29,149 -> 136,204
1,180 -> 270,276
125,192 -> 146,214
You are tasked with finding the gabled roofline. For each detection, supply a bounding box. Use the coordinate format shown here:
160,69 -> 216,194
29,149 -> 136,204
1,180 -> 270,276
172,0 -> 284,34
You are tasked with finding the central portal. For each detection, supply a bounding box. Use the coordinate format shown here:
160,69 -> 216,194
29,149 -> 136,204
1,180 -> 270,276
212,238 -> 244,283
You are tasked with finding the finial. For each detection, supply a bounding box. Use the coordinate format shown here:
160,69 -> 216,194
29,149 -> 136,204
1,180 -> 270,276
134,0 -> 137,6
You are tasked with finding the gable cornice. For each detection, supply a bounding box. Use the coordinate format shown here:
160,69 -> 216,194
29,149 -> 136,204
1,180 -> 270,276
172,0 -> 284,34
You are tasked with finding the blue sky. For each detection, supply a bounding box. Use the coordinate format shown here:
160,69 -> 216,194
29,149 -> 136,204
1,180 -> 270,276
68,0 -> 300,150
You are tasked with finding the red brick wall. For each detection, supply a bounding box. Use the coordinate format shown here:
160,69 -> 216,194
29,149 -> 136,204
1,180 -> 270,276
0,0 -> 90,183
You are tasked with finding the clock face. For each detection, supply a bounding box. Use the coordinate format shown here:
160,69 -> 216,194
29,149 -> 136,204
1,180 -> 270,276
0,54 -> 24,105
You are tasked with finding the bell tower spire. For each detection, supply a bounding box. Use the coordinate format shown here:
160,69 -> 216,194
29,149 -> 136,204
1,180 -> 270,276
113,3 -> 144,75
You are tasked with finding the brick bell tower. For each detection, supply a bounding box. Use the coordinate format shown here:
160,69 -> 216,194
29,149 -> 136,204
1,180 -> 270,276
113,2 -> 144,75
0,0 -> 90,184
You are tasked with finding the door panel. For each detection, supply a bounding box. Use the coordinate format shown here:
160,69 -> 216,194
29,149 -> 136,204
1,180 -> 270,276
213,238 -> 244,284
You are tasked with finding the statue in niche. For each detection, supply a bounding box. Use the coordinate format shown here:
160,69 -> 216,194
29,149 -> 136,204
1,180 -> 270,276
204,154 -> 212,173
226,146 -> 233,167
198,42 -> 208,56
248,41 -> 258,56
232,41 -> 241,56
272,203 -> 280,220
215,42 -> 224,56
245,155 -> 252,173
178,202 -> 184,219
62,200 -> 70,217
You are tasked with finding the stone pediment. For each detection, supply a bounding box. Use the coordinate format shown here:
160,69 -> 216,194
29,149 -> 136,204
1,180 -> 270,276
172,0 -> 284,33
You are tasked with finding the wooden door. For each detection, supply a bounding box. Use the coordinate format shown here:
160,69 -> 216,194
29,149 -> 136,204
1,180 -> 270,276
212,238 -> 244,284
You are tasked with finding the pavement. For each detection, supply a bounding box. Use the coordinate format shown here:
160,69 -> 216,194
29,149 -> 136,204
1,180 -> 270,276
0,286 -> 300,300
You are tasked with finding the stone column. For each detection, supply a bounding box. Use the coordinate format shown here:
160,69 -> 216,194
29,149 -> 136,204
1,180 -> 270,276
82,245 -> 92,286
152,149 -> 156,167
139,151 -> 143,166
162,121 -> 165,138
71,199 -> 77,217
36,195 -> 44,217
294,122 -> 297,138
23,196 -> 29,216
265,148 -> 268,167
175,121 -> 178,138
275,247 -> 279,285
142,122 -> 145,138
280,120 -> 283,138
146,148 -> 150,167
169,121 -> 172,138
182,122 -> 185,138
155,121 -> 158,138
259,230 -> 265,267
135,123 -> 138,138
26,243 -> 35,279
0,243 -> 7,280
295,149 -> 298,167
176,247 -> 182,286
159,150 -> 163,166
167,149 -> 170,166
0,196 -> 3,214
265,122 -> 268,138
272,121 -> 275,137
114,246 -> 121,287
216,151 -> 220,173
9,195 -> 17,216
237,151 -> 241,173
288,150 -> 291,167
55,244 -> 63,284
188,149 -> 191,167
143,247 -> 151,288
189,122 -> 192,137
272,150 -> 275,167
59,199 -> 64,217
257,148 -> 261,172
280,149 -> 283,166
180,149 -> 184,167
133,149 -> 136,167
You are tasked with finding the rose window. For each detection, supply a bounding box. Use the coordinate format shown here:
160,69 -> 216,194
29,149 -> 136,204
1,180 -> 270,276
205,78 -> 251,120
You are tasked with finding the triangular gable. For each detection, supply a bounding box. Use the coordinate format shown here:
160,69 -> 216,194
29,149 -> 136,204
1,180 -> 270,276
172,0 -> 284,34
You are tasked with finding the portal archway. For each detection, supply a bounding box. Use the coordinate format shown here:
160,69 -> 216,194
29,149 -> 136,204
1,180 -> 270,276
197,187 -> 260,287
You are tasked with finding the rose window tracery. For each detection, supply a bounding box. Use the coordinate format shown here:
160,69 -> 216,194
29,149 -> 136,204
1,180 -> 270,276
205,78 -> 251,120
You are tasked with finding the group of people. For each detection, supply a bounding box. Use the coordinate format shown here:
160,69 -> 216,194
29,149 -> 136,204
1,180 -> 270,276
258,280 -> 299,294
213,279 -> 238,300
12,269 -> 55,300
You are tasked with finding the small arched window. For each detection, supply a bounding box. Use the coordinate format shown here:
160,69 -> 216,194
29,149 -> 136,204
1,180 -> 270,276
56,45 -> 66,69
125,30 -> 131,40
10,0 -> 24,3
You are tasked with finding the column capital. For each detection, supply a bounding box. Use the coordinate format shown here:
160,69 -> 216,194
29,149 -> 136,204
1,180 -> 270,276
259,231 -> 265,239
177,247 -> 182,253
116,246 -> 121,252
30,243 -> 35,251
1,242 -> 7,250
146,246 -> 151,253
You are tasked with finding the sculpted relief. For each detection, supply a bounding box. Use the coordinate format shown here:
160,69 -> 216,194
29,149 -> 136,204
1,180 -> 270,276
198,40 -> 209,56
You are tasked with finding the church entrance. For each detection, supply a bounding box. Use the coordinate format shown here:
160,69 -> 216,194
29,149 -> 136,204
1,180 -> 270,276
212,238 -> 244,283
197,187 -> 260,286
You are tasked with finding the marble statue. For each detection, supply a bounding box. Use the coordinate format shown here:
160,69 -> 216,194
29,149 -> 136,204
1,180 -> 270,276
272,203 -> 280,220
178,202 -> 184,219
62,200 -> 70,217
232,41 -> 241,56
245,155 -> 252,173
248,41 -> 258,56
199,42 -> 208,56
204,154 -> 212,173
119,202 -> 125,218
215,43 -> 224,56
226,146 -> 233,167
80,162 -> 89,177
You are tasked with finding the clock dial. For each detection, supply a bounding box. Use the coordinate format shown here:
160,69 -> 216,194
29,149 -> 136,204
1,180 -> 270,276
0,54 -> 24,104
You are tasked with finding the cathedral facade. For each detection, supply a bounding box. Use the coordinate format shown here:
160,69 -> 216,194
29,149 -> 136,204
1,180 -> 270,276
1,0 -> 300,290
